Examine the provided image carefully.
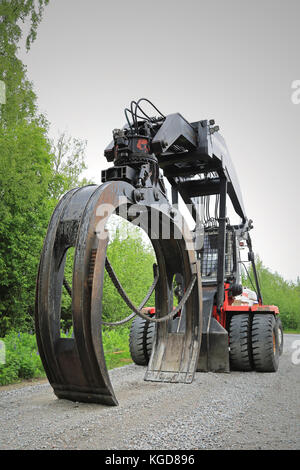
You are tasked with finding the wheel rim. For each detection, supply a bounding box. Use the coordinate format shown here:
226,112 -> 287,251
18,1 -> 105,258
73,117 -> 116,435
273,331 -> 276,354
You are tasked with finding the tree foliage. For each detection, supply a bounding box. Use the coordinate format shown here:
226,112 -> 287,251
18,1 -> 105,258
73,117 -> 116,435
0,1 -> 93,335
60,217 -> 157,331
0,0 -> 49,52
242,257 -> 300,330
49,131 -> 91,200
0,121 -> 52,332
0,0 -> 50,126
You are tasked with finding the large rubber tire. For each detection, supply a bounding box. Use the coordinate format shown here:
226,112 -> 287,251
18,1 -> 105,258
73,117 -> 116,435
229,313 -> 253,371
146,321 -> 155,359
251,314 -> 279,372
129,315 -> 155,366
276,317 -> 284,356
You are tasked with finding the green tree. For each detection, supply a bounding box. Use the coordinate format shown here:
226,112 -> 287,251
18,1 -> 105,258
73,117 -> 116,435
0,1 -> 92,334
0,0 -> 50,126
49,131 -> 92,201
0,122 -> 52,333
0,0 -> 50,52
242,256 -> 300,330
0,1 -> 51,334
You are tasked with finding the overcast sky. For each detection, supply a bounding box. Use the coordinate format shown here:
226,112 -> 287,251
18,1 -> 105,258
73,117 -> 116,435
18,0 -> 300,282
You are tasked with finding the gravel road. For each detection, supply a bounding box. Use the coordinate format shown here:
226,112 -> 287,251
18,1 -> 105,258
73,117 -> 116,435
0,334 -> 299,450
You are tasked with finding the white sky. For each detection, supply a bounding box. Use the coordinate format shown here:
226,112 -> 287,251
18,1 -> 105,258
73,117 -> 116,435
17,0 -> 300,282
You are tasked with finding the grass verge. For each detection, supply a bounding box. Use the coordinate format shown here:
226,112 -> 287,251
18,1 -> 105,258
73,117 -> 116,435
0,327 -> 133,386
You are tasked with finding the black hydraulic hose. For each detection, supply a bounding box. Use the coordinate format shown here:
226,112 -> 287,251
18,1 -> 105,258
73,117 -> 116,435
102,265 -> 159,327
104,257 -> 197,324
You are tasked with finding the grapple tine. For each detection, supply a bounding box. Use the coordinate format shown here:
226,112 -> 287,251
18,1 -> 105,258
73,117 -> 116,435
145,237 -> 202,384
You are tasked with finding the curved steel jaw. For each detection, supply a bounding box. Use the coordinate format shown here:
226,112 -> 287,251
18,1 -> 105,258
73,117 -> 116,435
35,182 -> 202,405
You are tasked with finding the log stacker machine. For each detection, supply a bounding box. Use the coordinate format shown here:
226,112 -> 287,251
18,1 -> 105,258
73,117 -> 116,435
35,99 -> 283,405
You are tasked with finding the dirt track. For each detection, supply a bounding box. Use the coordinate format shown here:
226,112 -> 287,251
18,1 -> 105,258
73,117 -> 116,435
0,334 -> 299,450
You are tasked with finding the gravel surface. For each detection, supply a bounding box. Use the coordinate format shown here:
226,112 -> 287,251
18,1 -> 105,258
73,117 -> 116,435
0,334 -> 299,450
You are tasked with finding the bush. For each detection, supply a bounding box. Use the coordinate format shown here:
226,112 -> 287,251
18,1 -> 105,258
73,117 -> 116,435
0,331 -> 45,385
102,326 -> 133,370
0,326 -> 134,386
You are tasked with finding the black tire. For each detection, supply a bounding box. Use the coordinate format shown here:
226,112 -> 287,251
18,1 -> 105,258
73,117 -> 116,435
276,317 -> 284,356
145,321 -> 155,359
251,314 -> 279,372
129,315 -> 155,366
229,313 -> 253,371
